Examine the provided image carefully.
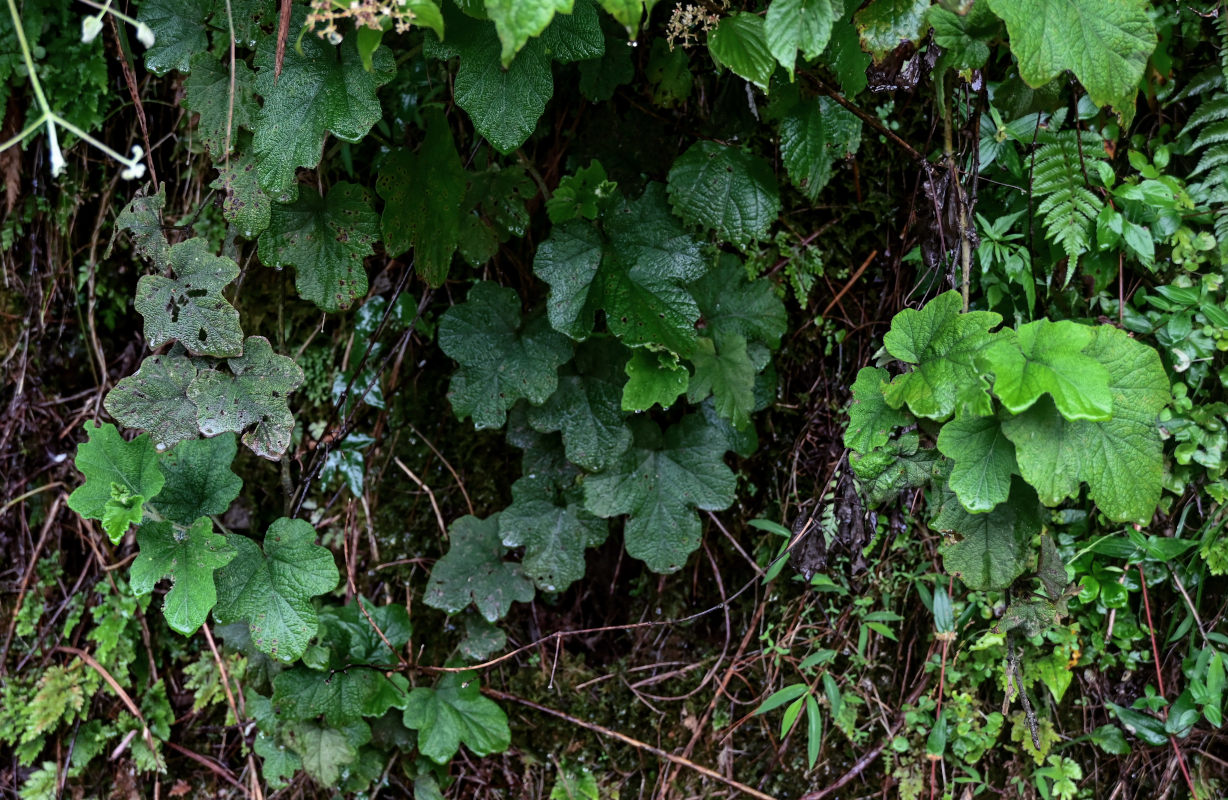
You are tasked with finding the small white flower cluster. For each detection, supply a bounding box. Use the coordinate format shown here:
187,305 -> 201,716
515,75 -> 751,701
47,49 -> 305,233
666,1 -> 727,51
80,5 -> 155,49
306,0 -> 419,45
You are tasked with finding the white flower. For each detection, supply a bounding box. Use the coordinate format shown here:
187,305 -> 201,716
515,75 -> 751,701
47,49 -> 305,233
47,123 -> 65,178
81,15 -> 103,44
121,144 -> 146,180
136,22 -> 155,48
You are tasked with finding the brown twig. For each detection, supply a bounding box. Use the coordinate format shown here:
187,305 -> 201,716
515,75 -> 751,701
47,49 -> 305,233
820,250 -> 877,320
393,457 -> 449,540
106,13 -> 156,187
55,645 -> 162,769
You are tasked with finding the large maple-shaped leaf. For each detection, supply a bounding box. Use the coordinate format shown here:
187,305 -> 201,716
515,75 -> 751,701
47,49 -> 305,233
986,0 -> 1156,123
68,422 -> 165,542
526,338 -> 630,471
188,336 -> 304,460
213,518 -> 339,662
423,514 -> 535,622
438,282 -> 573,430
687,333 -> 756,430
534,183 -> 707,355
183,53 -> 258,156
667,142 -> 780,247
404,671 -> 510,764
688,254 -> 788,349
882,290 -> 1003,420
485,0 -> 574,65
936,414 -> 1019,513
982,319 -> 1112,421
257,182 -> 379,312
139,0 -> 212,76
130,517 -> 237,635
765,0 -> 841,79
375,113 -> 466,287
135,237 -> 243,357
252,18 -> 395,202
931,480 -> 1040,591
1001,326 -> 1169,524
499,476 -> 608,592
155,433 -> 243,526
584,415 -> 735,573
844,366 -> 910,453
105,354 -> 200,452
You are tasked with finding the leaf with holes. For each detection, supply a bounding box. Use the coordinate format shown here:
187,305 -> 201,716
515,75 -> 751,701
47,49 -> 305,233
500,476 -> 608,592
68,422 -> 165,541
187,336 -> 305,460
535,184 -> 707,355
844,366 -> 910,453
527,338 -> 631,471
209,137 -> 271,239
134,238 -> 243,357
130,517 -> 237,635
584,415 -> 735,573
252,12 -> 395,201
112,186 -> 170,269
439,281 -> 573,430
155,433 -> 243,526
936,414 -> 1019,513
404,671 -> 510,764
105,354 -> 201,452
424,514 -> 535,621
667,142 -> 780,247
183,53 -> 257,156
213,518 -> 339,662
1001,326 -> 1170,524
882,290 -> 1003,420
258,182 -> 379,312
982,319 -> 1112,421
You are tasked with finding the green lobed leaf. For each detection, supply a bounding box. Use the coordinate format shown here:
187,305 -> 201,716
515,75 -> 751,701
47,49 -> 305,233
104,354 -> 201,452
667,142 -> 781,247
546,161 -> 620,224
139,0 -> 212,76
527,338 -> 631,471
535,0 -> 605,62
844,366 -> 910,453
112,186 -> 170,269
823,12 -> 871,95
154,433 -> 243,526
438,281 -> 574,430
982,319 -> 1112,421
212,518 -> 339,662
376,113 -> 467,287
777,93 -> 862,202
187,336 -> 305,460
500,476 -> 609,592
689,254 -> 788,350
765,0 -> 841,79
134,238 -> 243,357
849,434 -> 942,505
320,600 -> 412,667
252,18 -> 395,202
485,0 -> 574,65
130,517 -> 237,635
404,671 -> 510,764
927,2 -> 997,72
423,514 -> 536,622
209,140 -> 272,238
1001,326 -> 1170,524
622,348 -> 689,411
272,666 -> 392,727
460,616 -> 508,661
931,479 -> 1040,591
687,333 -> 757,430
535,184 -> 708,355
882,290 -> 1003,420
596,0 -> 644,35
285,720 -> 369,787
584,415 -> 735,573
257,182 -> 380,312
986,0 -> 1156,124
68,422 -> 165,541
182,53 -> 258,156
708,12 -> 775,90
853,0 -> 931,61
253,732 -> 301,789
936,413 -> 1019,513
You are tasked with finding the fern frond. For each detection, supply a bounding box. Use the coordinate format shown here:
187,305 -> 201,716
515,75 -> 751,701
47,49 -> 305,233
1186,92 -> 1228,208
1030,132 -> 1106,266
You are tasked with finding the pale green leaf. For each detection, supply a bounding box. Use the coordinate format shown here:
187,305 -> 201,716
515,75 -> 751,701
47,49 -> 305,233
687,333 -> 756,430
854,0 -> 930,61
213,518 -> 339,662
257,182 -> 380,312
486,0 -> 574,65
104,354 -> 201,452
155,433 -> 243,525
936,414 -> 1018,513
130,517 -> 237,635
285,720 -> 368,787
134,238 -> 243,357
667,142 -> 780,246
708,12 -> 775,90
844,366 -> 910,453
404,671 -> 510,764
500,476 -> 609,592
986,0 -> 1156,123
424,514 -> 535,621
68,422 -> 165,537
982,319 -> 1112,421
597,0 -> 644,35
622,348 -> 689,411
187,336 -> 305,460
927,2 -> 997,72
254,732 -> 300,789
765,0 -> 841,78
584,415 -> 735,573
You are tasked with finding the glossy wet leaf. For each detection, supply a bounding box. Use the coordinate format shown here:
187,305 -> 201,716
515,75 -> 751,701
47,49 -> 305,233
500,476 -> 608,592
667,142 -> 780,246
404,671 -> 510,764
134,238 -> 243,357
485,0 -> 573,65
139,0 -> 211,76
423,514 -> 535,622
130,517 -> 237,635
777,93 -> 862,201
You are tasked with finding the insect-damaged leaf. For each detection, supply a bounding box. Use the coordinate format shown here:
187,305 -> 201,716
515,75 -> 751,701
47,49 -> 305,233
134,237 -> 243,357
213,518 -> 339,662
105,353 -> 201,452
423,514 -> 535,622
187,336 -> 305,460
130,517 -> 237,635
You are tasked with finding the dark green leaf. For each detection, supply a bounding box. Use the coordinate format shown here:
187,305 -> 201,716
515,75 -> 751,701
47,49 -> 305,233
155,433 -> 243,525
183,53 -> 257,156
140,0 -> 212,76
500,476 -> 608,592
667,142 -> 780,246
424,514 -> 535,621
130,517 -> 236,635
936,413 -> 1018,513
105,354 -> 201,452
527,339 -> 631,471
404,671 -> 510,764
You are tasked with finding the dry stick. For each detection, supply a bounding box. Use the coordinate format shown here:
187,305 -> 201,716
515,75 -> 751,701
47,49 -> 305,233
405,420 -> 474,516
164,742 -> 247,792
485,688 -> 779,800
393,457 -> 449,540
56,645 -> 162,768
1138,564 -> 1200,800
202,624 -> 261,800
106,13 -> 157,186
820,250 -> 877,320
1,494 -> 64,671
274,0 -> 291,82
